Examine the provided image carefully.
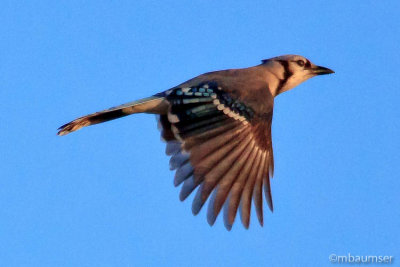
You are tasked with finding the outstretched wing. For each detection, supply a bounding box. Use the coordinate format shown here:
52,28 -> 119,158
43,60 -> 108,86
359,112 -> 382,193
157,82 -> 274,230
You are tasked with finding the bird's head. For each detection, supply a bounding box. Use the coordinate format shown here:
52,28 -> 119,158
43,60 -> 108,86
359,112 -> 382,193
262,55 -> 334,96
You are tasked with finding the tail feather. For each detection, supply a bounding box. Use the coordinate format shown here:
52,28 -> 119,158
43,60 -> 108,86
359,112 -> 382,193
57,96 -> 167,136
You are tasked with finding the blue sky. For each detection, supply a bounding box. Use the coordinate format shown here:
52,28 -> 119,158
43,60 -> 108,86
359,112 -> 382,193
1,0 -> 399,266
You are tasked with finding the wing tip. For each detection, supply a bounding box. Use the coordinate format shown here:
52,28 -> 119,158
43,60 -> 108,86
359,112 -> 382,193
268,202 -> 274,213
191,183 -> 205,215
207,216 -> 216,227
224,223 -> 233,231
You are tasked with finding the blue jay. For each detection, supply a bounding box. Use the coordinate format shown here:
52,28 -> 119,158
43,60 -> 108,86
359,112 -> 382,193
58,55 -> 334,230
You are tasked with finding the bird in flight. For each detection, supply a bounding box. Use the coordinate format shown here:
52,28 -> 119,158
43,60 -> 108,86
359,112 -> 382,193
58,55 -> 334,230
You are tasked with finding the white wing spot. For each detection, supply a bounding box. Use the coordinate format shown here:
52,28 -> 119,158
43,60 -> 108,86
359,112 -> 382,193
168,112 -> 180,123
217,104 -> 225,110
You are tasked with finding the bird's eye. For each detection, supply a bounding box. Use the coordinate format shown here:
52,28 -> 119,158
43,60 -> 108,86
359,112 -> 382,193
296,60 -> 305,67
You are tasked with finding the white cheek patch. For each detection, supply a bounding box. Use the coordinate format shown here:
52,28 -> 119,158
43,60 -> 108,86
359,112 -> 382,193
282,72 -> 311,93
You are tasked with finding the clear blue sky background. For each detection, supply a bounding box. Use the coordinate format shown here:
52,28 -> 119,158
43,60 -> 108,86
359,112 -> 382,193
1,1 -> 399,266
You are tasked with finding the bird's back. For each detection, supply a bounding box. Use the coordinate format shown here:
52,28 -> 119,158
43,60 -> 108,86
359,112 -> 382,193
173,65 -> 275,114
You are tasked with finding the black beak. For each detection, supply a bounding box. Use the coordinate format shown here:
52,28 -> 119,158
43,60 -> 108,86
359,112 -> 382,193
312,65 -> 335,75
